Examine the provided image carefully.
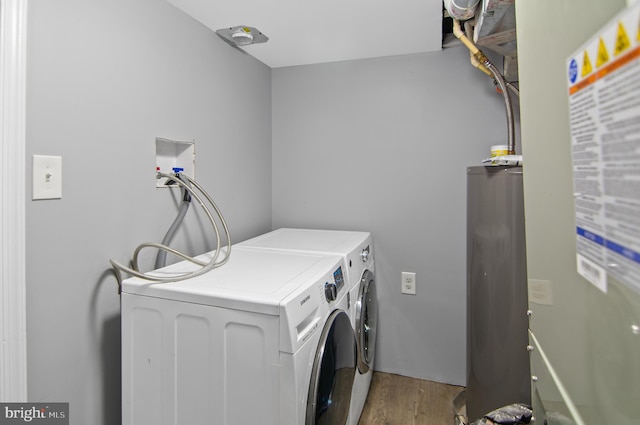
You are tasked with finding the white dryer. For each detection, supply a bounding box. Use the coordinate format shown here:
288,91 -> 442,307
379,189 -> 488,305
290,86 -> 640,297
237,228 -> 378,425
121,246 -> 355,425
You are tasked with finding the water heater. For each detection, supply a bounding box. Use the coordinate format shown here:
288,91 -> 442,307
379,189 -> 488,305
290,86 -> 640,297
466,166 -> 531,421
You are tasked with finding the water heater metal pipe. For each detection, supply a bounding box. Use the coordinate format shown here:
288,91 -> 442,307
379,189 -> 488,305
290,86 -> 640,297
452,19 -> 516,154
482,60 -> 516,154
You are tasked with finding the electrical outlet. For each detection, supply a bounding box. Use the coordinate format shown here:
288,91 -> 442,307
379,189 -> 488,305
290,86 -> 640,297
401,272 -> 416,295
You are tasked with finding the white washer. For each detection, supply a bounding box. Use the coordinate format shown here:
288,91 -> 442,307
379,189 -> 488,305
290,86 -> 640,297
237,228 -> 378,425
121,246 -> 355,425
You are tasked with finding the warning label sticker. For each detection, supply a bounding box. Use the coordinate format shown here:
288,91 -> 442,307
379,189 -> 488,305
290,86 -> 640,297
596,37 -> 610,67
614,22 -> 631,56
567,3 -> 640,293
582,50 -> 593,77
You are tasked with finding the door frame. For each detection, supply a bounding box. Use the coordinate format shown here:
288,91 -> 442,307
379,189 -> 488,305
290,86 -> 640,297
0,0 -> 28,401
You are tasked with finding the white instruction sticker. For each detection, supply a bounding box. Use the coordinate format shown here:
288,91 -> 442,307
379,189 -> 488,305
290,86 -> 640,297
568,4 -> 640,293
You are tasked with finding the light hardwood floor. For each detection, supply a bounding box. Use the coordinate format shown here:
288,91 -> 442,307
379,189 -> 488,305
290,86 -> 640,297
358,372 -> 465,425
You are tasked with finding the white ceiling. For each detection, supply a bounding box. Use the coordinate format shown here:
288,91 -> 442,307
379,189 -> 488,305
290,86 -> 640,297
166,0 -> 444,68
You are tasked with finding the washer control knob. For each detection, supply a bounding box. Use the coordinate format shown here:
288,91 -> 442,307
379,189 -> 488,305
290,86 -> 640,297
324,282 -> 337,302
360,246 -> 370,262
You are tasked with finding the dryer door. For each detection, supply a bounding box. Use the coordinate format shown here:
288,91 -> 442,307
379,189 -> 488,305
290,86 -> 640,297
356,270 -> 378,373
306,310 -> 356,425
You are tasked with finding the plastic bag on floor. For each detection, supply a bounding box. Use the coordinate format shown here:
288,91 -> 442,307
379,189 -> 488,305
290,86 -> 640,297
470,403 -> 533,425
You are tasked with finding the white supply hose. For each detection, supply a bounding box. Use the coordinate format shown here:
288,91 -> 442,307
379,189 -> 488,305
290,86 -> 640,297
155,173 -> 191,269
109,172 -> 231,289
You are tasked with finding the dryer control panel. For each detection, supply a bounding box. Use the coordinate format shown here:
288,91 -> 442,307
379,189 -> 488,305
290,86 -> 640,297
324,266 -> 345,302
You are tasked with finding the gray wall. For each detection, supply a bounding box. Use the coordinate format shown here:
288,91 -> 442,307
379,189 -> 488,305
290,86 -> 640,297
272,48 -> 516,385
26,0 -> 271,424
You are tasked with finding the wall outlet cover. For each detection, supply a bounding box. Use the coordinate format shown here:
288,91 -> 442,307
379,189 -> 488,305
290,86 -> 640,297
402,272 -> 417,295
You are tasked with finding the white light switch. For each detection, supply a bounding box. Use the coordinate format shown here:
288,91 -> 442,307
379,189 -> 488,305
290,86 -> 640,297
32,155 -> 62,200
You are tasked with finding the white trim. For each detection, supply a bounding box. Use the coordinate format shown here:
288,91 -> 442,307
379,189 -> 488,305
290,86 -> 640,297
0,0 -> 28,401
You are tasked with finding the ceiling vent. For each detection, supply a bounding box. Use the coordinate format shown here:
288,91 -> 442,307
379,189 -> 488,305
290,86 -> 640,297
216,26 -> 269,47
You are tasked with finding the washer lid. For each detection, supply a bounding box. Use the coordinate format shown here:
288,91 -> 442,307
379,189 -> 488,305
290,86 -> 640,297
121,246 -> 342,316
238,228 -> 370,254
237,228 -> 374,290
